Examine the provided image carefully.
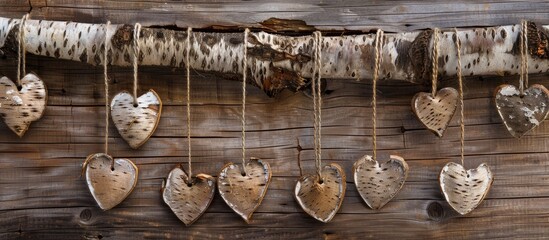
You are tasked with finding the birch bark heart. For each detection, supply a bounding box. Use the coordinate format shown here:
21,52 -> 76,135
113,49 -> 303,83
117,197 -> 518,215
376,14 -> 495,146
218,158 -> 271,223
411,87 -> 458,137
110,90 -> 162,149
295,163 -> 346,223
494,84 -> 549,138
353,155 -> 408,210
439,162 -> 493,215
162,167 -> 216,226
83,153 -> 138,210
0,73 -> 47,137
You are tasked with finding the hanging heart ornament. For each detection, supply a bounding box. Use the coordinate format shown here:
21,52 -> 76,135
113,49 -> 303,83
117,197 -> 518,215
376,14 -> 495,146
353,155 -> 408,210
411,87 -> 458,137
439,162 -> 493,215
162,167 -> 216,226
111,90 -> 162,149
295,163 -> 346,223
0,73 -> 47,137
218,158 -> 271,223
83,153 -> 138,210
494,84 -> 549,138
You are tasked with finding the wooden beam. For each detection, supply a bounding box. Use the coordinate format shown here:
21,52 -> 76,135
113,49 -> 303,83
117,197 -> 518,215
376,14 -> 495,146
23,1 -> 549,32
1,17 -> 549,96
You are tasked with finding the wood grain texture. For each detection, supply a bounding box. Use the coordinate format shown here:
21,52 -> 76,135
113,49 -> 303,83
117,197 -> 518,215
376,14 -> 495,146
2,1 -> 549,239
110,90 -> 162,149
3,53 -> 549,239
22,0 -> 549,32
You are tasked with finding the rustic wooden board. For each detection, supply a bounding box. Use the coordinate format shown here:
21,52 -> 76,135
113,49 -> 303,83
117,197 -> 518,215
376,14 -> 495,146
2,51 -> 549,239
3,1 -> 549,239
23,0 -> 549,32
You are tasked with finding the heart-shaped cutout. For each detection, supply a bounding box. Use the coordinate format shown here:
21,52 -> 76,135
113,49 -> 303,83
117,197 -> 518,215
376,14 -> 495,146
83,153 -> 138,210
111,90 -> 162,149
353,155 -> 408,210
162,167 -> 216,226
0,73 -> 47,137
294,163 -> 346,223
495,84 -> 549,138
411,87 -> 458,137
439,162 -> 493,215
218,158 -> 271,223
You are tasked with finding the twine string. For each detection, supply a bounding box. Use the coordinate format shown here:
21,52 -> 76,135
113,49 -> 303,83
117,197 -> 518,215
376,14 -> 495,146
311,31 -> 324,181
454,28 -> 465,167
104,21 -> 111,156
311,32 -> 319,179
17,14 -> 29,86
431,28 -> 440,96
241,28 -> 250,176
133,23 -> 142,106
372,29 -> 384,161
519,20 -> 529,94
186,27 -> 193,182
316,32 -> 322,179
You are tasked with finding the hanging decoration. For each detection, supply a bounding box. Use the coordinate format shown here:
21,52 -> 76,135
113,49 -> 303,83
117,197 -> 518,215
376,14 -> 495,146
353,29 -> 409,210
218,29 -> 272,223
83,22 -> 138,211
0,14 -> 47,137
110,23 -> 163,149
411,28 -> 458,137
495,20 -> 549,138
162,28 -> 216,226
294,31 -> 346,223
440,29 -> 493,215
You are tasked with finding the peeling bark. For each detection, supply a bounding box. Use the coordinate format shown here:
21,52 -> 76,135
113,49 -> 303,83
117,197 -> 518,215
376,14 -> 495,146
1,17 -> 549,96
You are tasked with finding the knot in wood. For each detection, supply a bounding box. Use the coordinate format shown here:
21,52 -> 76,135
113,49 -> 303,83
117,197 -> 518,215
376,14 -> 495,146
427,201 -> 445,221
79,208 -> 92,222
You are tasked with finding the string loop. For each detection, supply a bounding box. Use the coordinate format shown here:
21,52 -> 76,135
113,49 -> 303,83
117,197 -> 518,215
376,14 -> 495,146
17,14 -> 29,86
372,29 -> 384,161
312,31 -> 323,180
133,23 -> 142,106
431,28 -> 440,96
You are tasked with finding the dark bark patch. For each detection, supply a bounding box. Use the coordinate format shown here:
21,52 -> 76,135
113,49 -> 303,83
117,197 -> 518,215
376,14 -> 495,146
407,29 -> 432,84
248,45 -> 310,64
111,25 -> 133,49
202,34 -> 220,47
360,44 -> 376,71
526,21 -> 549,59
2,27 -> 19,57
500,29 -> 507,39
79,50 -> 88,62
262,66 -> 305,97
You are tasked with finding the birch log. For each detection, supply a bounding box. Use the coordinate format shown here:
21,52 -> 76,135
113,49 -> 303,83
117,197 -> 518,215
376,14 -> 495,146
1,17 -> 549,96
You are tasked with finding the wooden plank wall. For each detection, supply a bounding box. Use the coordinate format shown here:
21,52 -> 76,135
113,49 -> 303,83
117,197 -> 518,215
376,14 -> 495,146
2,1 -> 549,239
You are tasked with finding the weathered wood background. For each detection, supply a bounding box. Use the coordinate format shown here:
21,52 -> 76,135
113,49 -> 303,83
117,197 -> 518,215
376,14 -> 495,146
2,1 -> 549,239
